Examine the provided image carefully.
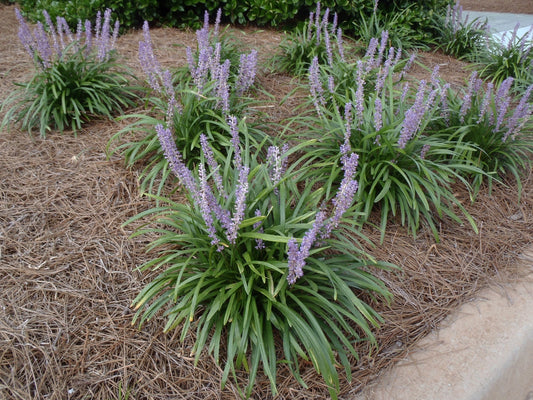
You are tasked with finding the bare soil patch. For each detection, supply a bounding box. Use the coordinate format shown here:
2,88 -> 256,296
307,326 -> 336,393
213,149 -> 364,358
1,3 -> 532,400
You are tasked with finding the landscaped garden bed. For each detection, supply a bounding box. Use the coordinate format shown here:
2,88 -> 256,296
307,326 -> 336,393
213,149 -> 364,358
0,0 -> 532,398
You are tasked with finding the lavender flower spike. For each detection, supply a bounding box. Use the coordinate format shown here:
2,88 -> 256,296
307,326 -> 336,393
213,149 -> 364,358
200,133 -> 227,198
321,152 -> 359,239
227,115 -> 242,167
398,80 -> 427,149
198,164 -> 222,248
309,56 -> 325,115
226,165 -> 250,244
155,124 -> 197,198
287,210 -> 327,285
253,209 -> 265,250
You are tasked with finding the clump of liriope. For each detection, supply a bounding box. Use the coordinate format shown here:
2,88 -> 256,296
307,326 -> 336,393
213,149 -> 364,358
127,115 -> 393,398
1,8 -> 138,137
434,1 -> 489,59
309,30 -> 416,113
275,2 -> 349,75
434,72 -> 533,194
108,10 -> 263,195
302,40 -> 480,241
476,23 -> 533,90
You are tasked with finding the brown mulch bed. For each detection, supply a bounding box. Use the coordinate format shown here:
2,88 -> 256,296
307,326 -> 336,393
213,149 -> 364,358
1,2 -> 532,400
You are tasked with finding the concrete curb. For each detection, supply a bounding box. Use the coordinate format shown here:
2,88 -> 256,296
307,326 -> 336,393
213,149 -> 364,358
350,250 -> 533,400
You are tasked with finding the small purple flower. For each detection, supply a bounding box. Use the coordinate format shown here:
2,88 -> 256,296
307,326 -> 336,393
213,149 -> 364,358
430,64 -> 440,88
35,22 -> 52,68
400,82 -> 410,103
399,53 -> 416,80
440,83 -> 451,125
95,10 -> 102,42
341,102 -> 353,161
15,8 -> 36,61
494,77 -> 514,132
139,22 -> 163,93
376,30 -> 389,67
96,8 -> 112,61
331,12 -> 338,35
315,2 -> 321,44
84,20 -> 92,55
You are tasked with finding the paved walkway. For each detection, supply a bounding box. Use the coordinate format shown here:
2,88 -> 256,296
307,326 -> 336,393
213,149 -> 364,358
464,10 -> 533,45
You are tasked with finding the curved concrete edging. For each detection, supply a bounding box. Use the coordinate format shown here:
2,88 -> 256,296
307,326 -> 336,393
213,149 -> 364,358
351,249 -> 533,400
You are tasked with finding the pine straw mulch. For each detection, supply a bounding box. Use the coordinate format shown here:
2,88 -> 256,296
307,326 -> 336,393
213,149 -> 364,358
1,3 -> 532,399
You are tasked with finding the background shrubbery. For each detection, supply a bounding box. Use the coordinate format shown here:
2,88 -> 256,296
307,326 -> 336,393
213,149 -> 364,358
16,0 -> 453,42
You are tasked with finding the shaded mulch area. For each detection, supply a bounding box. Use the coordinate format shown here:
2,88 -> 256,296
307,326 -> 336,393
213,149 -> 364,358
1,2 -> 532,399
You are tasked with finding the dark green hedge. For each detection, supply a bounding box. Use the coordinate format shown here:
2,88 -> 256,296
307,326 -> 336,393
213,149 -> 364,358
17,0 -> 452,36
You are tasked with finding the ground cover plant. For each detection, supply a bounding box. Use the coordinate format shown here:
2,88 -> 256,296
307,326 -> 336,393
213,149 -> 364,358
108,10 -> 264,194
1,8 -> 138,137
128,119 -> 393,397
434,1 -> 489,59
1,0 -> 533,399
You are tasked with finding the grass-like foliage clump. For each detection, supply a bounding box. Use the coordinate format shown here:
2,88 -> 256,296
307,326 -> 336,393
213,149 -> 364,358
128,117 -> 393,398
1,8 -> 138,137
297,27 -> 533,240
108,10 -> 265,195
275,3 -> 350,75
476,23 -> 533,89
434,1 -> 489,59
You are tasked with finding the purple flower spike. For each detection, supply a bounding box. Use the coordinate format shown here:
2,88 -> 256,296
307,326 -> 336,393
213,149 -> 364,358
155,124 -> 197,198
503,84 -> 533,142
198,164 -> 221,248
287,211 -> 327,285
398,80 -> 427,149
309,56 -> 325,115
227,115 -> 242,167
15,8 -> 36,62
337,28 -> 345,62
236,50 -> 258,95
216,59 -> 231,113
226,165 -> 250,244
374,98 -> 383,131
200,134 -> 226,199
253,209 -> 265,250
